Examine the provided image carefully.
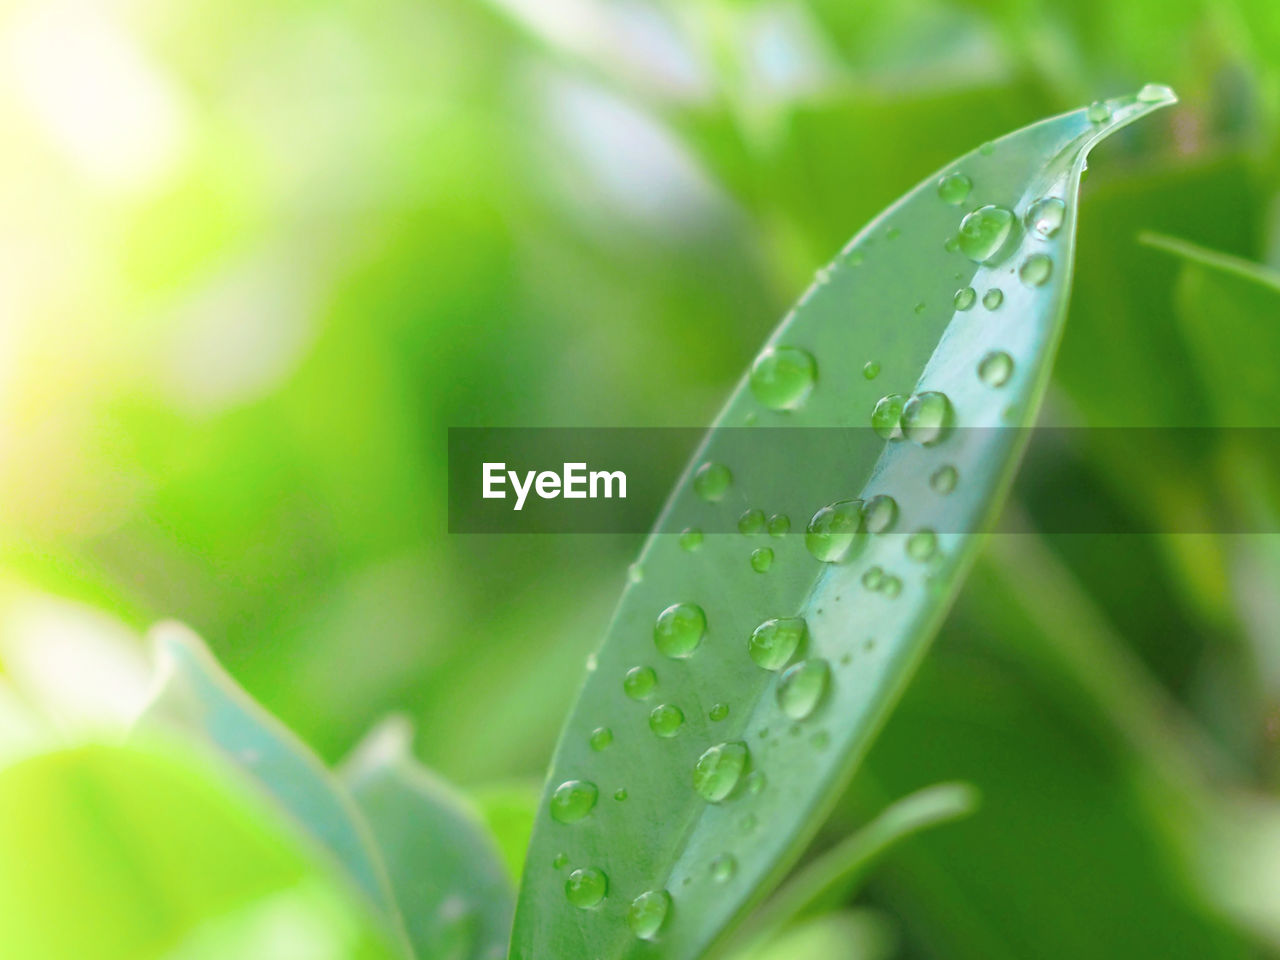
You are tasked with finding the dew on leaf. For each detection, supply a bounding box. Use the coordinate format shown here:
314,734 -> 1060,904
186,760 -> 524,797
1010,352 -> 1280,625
738,509 -> 765,535
930,464 -> 958,494
649,703 -> 685,738
777,659 -> 831,720
805,499 -> 864,563
750,547 -> 774,573
654,602 -> 706,659
589,727 -> 613,751
623,666 -> 657,700
693,741 -> 749,803
679,528 -> 703,552
614,788 -> 627,802
937,172 -> 972,205
565,868 -> 607,908
1025,197 -> 1065,238
871,394 -> 907,440
628,889 -> 672,941
901,391 -> 953,445
906,529 -> 938,562
710,854 -> 737,883
1019,253 -> 1053,286
767,514 -> 790,536
749,617 -> 807,671
862,566 -> 884,590
749,345 -> 817,410
864,494 -> 898,533
710,702 -> 730,721
862,360 -> 881,380
1087,100 -> 1111,123
954,286 -> 976,311
1138,82 -> 1176,103
956,204 -> 1019,263
693,463 -> 732,502
553,853 -> 568,869
983,288 -> 1004,310
550,780 -> 598,823
978,350 -> 1014,387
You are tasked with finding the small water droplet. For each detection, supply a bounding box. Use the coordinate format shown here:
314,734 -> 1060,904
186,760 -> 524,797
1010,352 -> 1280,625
901,391 -> 953,445
1019,253 -> 1052,286
749,345 -> 817,410
614,788 -> 628,802
693,741 -> 749,803
654,602 -> 706,659
738,509 -> 765,535
805,499 -> 865,563
679,527 -> 703,552
864,494 -> 898,534
862,360 -> 881,380
627,563 -> 643,583
957,204 -> 1019,263
550,780 -> 598,823
871,394 -> 907,440
623,666 -> 657,700
1137,82 -> 1175,103
745,770 -> 766,794
778,659 -> 831,720
628,889 -> 671,941
693,463 -> 732,502
750,547 -> 774,573
978,350 -> 1014,387
954,287 -> 976,311
565,867 -> 607,908
882,575 -> 902,598
589,727 -> 613,751
914,301 -> 927,315
553,853 -> 568,869
937,172 -> 972,205
710,854 -> 737,883
862,566 -> 884,590
767,514 -> 790,537
930,464 -> 958,494
710,702 -> 730,721
979,141 -> 995,156
906,529 -> 938,562
982,288 -> 1004,310
1025,197 -> 1065,238
649,703 -> 685,738
749,617 -> 807,671
1087,100 -> 1111,123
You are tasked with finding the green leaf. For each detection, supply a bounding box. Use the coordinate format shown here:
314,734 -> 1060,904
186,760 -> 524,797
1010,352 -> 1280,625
510,89 -> 1176,960
469,779 -> 542,885
137,622 -> 408,950
0,742 -> 400,960
341,718 -> 516,960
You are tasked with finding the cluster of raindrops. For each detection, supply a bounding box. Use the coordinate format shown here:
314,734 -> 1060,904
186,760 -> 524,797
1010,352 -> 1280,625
871,391 -> 953,445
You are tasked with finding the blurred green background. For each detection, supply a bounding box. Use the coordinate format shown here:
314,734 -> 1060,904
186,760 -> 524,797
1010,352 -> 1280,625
4,0 -> 1280,956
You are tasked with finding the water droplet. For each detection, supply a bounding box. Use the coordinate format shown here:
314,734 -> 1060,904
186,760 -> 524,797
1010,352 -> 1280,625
1025,197 -> 1065,238
1137,82 -> 1175,103
679,528 -> 703,552
767,514 -> 790,536
750,547 -> 774,573
550,780 -> 598,823
957,204 -> 1019,263
978,350 -> 1014,387
914,301 -> 927,315
565,867 -> 607,908
944,236 -> 961,254
745,770 -> 766,794
710,854 -> 737,883
881,575 -> 902,598
627,563 -> 643,583
937,172 -> 972,205
628,889 -> 671,941
864,494 -> 898,534
654,602 -> 706,659
871,394 -> 907,440
1087,100 -> 1111,123
693,463 -> 732,502
805,499 -> 864,563
906,529 -> 938,562
979,141 -> 996,156
983,288 -> 1004,310
749,345 -> 817,410
901,391 -> 953,446
693,741 -> 749,803
749,617 -> 807,670
738,509 -> 765,535
777,660 -> 831,720
930,465 -> 958,494
614,788 -> 628,802
649,703 -> 685,738
553,853 -> 568,869
862,566 -> 884,590
954,287 -> 976,311
1019,253 -> 1053,286
710,702 -> 729,721
589,727 -> 613,751
623,666 -> 657,700
862,360 -> 881,380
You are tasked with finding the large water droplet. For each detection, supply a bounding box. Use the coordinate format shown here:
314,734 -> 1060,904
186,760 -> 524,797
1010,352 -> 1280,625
901,391 -> 953,445
1019,253 -> 1053,286
693,463 -> 732,502
749,345 -> 817,410
978,351 -> 1014,387
693,741 -> 749,803
906,529 -> 938,562
654,602 -> 706,659
649,703 -> 685,738
589,727 -> 613,751
805,499 -> 864,563
628,890 -> 671,941
710,854 -> 737,883
1137,82 -> 1175,103
778,659 -> 831,720
679,528 -> 703,552
565,868 -> 607,908
864,494 -> 898,533
737,509 -> 765,535
550,780 -> 598,823
930,464 -> 958,494
1025,197 -> 1065,238
871,394 -> 907,440
750,547 -> 773,573
623,666 -> 657,700
749,617 -> 807,671
937,172 -> 972,205
983,288 -> 1004,310
954,287 -> 976,311
1087,100 -> 1111,123
957,205 -> 1019,263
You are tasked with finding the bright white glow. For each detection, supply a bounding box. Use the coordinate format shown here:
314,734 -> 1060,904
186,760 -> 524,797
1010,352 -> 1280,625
9,2 -> 190,190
